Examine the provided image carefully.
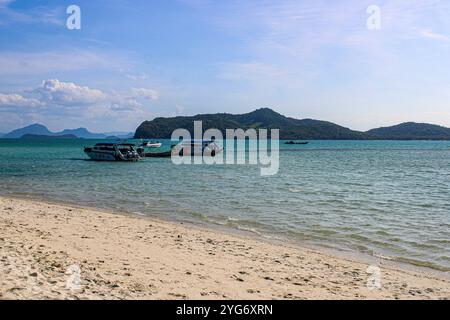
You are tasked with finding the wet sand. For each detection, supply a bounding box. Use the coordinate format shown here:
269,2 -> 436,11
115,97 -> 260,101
0,196 -> 449,300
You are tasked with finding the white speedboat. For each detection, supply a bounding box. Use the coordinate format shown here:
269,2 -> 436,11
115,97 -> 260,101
142,141 -> 162,148
84,143 -> 143,161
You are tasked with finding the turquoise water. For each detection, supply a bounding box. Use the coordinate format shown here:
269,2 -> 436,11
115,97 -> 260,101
0,138 -> 449,271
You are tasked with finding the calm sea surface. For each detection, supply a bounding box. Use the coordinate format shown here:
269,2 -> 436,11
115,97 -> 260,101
0,138 -> 449,271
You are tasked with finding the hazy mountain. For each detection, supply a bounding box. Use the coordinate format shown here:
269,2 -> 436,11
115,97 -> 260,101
366,122 -> 450,140
19,134 -> 79,139
3,124 -> 53,138
134,108 -> 368,140
58,128 -> 106,139
103,131 -> 134,139
3,124 -> 132,139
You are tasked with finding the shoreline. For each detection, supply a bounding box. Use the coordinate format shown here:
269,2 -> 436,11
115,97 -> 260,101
1,195 -> 449,300
3,192 -> 449,277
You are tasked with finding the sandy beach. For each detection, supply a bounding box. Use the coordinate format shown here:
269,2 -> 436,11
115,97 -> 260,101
0,196 -> 449,300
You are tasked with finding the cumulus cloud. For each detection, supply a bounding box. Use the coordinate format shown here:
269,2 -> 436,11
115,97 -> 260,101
31,79 -> 105,107
0,93 -> 43,110
0,80 -> 160,131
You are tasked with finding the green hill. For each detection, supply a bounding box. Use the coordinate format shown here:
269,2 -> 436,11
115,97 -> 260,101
134,108 -> 368,140
367,122 -> 450,140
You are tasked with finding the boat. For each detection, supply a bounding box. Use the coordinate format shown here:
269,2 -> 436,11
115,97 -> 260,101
142,140 -> 162,148
285,141 -> 309,145
172,140 -> 223,157
84,143 -> 144,161
142,140 -> 223,158
145,150 -> 173,158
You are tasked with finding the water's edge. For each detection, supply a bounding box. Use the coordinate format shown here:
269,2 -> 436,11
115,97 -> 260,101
1,139 -> 449,274
3,192 -> 449,280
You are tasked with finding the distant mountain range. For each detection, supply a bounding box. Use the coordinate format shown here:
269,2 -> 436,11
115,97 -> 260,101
134,108 -> 450,140
3,109 -> 450,140
2,124 -> 133,139
20,134 -> 80,139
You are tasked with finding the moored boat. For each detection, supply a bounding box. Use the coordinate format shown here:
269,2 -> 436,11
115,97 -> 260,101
142,140 -> 162,148
145,150 -> 173,158
172,140 -> 223,157
84,143 -> 144,161
285,141 -> 309,145
144,140 -> 223,158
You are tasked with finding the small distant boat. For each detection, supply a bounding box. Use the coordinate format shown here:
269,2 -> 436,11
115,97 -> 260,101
142,141 -> 162,148
84,143 -> 144,161
285,141 -> 309,145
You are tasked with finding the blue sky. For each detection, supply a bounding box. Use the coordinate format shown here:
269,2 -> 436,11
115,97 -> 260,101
0,0 -> 449,132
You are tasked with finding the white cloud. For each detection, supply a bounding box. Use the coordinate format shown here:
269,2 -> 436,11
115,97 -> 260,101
1,80 -> 159,112
419,28 -> 450,42
182,0 -> 450,60
131,88 -> 159,100
32,79 -> 105,107
109,87 -> 159,112
0,93 -> 43,109
0,80 -> 161,132
110,98 -> 143,112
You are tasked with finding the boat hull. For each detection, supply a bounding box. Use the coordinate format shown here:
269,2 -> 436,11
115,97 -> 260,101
145,151 -> 172,158
84,151 -> 139,161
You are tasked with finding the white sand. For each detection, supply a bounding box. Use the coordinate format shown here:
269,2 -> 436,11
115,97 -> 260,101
1,196 -> 449,300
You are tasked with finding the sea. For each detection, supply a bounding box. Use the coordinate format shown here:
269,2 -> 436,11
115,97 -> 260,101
0,138 -> 449,272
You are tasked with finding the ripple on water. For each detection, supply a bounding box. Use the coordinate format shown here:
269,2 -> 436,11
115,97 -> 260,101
0,139 -> 449,271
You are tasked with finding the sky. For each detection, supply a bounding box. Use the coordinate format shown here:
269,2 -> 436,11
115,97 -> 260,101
0,0 -> 449,133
